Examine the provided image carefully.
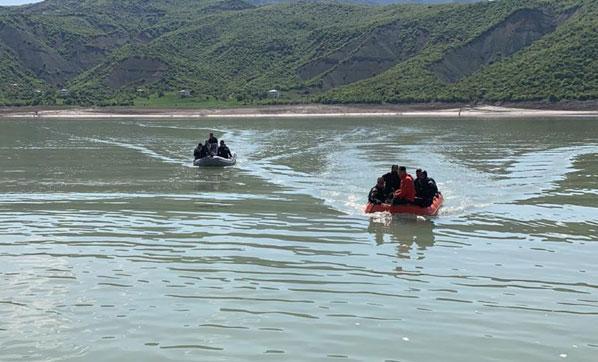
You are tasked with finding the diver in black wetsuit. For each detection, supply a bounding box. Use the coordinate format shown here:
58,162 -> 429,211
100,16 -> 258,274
414,170 -> 439,207
368,177 -> 386,205
217,140 -> 232,159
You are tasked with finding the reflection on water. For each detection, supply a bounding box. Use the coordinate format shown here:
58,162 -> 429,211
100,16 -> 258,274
368,217 -> 435,252
0,117 -> 597,361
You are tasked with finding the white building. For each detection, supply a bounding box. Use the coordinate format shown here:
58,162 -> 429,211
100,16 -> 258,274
179,89 -> 191,98
267,89 -> 280,98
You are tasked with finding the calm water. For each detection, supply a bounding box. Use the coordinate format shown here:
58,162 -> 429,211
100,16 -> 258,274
0,117 -> 597,361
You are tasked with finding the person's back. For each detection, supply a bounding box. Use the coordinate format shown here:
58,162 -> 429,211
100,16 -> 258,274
423,175 -> 438,199
414,171 -> 439,207
217,141 -> 232,159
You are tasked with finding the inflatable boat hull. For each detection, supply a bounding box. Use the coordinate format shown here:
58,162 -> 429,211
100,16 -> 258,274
194,153 -> 237,167
365,194 -> 443,216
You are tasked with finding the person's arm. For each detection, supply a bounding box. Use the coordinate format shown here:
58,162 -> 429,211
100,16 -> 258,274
368,189 -> 380,204
430,180 -> 438,195
394,182 -> 405,198
393,188 -> 401,198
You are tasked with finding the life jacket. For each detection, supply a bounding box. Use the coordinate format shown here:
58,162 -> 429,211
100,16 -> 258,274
394,174 -> 415,201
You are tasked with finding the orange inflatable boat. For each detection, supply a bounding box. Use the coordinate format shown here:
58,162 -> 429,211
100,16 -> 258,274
364,194 -> 444,216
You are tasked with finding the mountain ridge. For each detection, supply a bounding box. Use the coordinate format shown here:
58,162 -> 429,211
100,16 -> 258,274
0,0 -> 596,106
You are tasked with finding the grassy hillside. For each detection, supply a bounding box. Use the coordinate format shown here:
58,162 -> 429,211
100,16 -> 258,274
323,0 -> 597,103
0,0 -> 596,106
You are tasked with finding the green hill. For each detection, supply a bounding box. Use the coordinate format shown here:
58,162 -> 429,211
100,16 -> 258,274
0,0 -> 596,106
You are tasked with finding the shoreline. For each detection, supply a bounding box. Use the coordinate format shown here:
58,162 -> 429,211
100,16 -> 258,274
1,104 -> 598,119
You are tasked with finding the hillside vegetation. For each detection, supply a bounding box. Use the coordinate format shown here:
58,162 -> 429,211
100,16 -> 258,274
0,0 -> 596,106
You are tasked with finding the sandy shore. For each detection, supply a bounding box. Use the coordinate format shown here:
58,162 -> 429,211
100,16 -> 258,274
1,104 -> 597,119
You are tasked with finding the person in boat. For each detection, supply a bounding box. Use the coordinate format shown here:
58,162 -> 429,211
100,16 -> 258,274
207,133 -> 218,144
193,143 -> 202,160
414,169 -> 425,196
194,142 -> 211,160
392,166 -> 416,205
382,165 -> 401,200
217,140 -> 232,159
414,170 -> 439,207
207,133 -> 218,155
368,177 -> 386,205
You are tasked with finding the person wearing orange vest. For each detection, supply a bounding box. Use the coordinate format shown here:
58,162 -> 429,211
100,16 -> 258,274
393,166 -> 415,205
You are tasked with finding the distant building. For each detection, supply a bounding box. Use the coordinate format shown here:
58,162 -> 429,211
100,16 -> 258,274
59,88 -> 70,97
179,89 -> 191,98
267,89 -> 280,98
34,89 -> 42,94
136,88 -> 145,94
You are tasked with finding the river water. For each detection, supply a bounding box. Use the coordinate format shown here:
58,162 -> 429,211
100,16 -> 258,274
0,117 -> 597,361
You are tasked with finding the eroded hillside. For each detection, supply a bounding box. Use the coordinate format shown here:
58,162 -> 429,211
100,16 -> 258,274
0,0 -> 595,106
